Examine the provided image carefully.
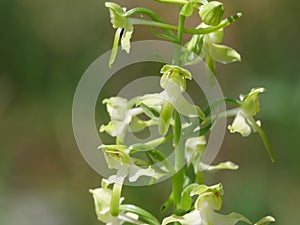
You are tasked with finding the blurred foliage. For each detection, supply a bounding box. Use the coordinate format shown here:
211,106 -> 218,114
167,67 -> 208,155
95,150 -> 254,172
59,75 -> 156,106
0,0 -> 299,224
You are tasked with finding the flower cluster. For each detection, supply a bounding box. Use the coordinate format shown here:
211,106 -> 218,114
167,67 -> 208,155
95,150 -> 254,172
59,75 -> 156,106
88,1 -> 276,225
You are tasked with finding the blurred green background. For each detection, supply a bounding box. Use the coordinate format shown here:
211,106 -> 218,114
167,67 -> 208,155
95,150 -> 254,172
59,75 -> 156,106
0,0 -> 299,224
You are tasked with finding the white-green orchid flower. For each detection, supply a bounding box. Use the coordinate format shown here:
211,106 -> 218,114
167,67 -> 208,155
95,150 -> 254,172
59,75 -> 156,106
162,183 -> 275,225
105,2 -> 134,67
228,88 -> 265,137
100,96 -> 156,143
100,97 -> 130,142
185,136 -> 239,173
227,87 -> 275,162
163,183 -> 252,225
99,144 -> 161,183
90,179 -> 152,225
138,65 -> 205,120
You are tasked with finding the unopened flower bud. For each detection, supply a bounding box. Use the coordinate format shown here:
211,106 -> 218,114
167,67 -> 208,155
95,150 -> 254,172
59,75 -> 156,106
199,1 -> 224,26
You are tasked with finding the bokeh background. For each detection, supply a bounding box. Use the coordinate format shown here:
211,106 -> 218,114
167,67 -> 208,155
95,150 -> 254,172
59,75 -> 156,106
0,0 -> 299,224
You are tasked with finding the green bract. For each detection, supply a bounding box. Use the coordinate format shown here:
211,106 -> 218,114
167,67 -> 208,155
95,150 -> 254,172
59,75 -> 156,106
199,1 -> 224,26
105,2 -> 134,67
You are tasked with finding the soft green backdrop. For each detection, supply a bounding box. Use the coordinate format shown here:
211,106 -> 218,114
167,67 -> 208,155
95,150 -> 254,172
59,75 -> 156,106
0,0 -> 299,224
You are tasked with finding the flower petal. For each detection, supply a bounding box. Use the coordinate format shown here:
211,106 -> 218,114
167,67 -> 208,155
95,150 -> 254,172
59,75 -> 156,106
103,97 -> 128,120
254,216 -> 275,225
208,211 -> 252,225
241,87 -> 265,116
209,43 -> 241,64
202,161 -> 239,172
162,210 -> 202,225
121,25 -> 134,53
228,111 -> 252,137
128,166 -> 159,182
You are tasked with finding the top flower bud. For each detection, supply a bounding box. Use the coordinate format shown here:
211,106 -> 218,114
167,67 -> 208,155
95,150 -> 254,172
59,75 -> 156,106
160,65 -> 192,92
199,1 -> 224,26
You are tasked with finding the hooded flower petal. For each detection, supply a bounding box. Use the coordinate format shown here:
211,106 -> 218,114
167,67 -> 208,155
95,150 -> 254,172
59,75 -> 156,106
241,87 -> 265,116
160,64 -> 192,92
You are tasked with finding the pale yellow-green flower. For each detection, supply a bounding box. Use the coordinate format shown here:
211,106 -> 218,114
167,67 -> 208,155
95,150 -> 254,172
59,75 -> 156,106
105,2 -> 134,67
99,144 -> 161,183
90,179 -> 150,225
228,88 -> 265,137
162,183 -> 275,225
162,183 -> 251,225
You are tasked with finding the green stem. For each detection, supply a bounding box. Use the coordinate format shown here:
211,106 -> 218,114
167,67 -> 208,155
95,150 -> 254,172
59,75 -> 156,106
172,169 -> 184,211
155,0 -> 187,4
126,7 -> 164,20
125,7 -> 176,39
128,13 -> 242,35
195,171 -> 204,184
172,12 -> 186,221
202,108 -> 240,124
177,14 -> 185,44
203,97 -> 242,117
160,193 -> 174,212
174,13 -> 186,65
